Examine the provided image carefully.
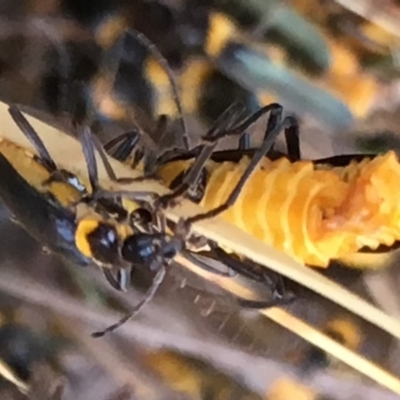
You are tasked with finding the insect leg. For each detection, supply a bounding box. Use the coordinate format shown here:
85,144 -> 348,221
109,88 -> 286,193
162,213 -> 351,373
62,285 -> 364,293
238,133 -> 251,150
186,115 -> 298,225
116,268 -> 131,291
222,103 -> 283,138
158,103 -> 284,207
79,126 -> 100,193
103,267 -> 131,292
103,269 -> 125,291
92,263 -> 166,337
79,127 -> 158,200
8,105 -> 57,172
181,250 -> 237,277
190,102 -> 284,186
182,249 -> 294,308
210,247 -> 294,307
209,247 -> 269,282
238,295 -> 294,309
238,106 -> 301,162
104,130 -> 141,162
282,118 -> 300,162
78,127 -> 159,206
153,103 -> 248,168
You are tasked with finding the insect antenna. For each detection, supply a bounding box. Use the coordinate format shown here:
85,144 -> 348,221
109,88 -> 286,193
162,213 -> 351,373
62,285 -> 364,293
98,27 -> 187,150
92,263 -> 167,337
123,28 -> 188,151
24,18 -> 72,116
68,80 -> 93,130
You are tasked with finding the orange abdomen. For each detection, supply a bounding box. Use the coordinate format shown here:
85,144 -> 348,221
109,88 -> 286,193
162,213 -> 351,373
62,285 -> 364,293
158,152 -> 400,268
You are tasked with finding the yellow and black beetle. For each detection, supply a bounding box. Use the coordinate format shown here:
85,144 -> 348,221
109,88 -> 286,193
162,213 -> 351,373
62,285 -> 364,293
0,103 -> 301,337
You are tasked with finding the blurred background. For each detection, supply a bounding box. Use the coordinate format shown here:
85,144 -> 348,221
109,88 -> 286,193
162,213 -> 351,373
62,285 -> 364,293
1,0 -> 400,399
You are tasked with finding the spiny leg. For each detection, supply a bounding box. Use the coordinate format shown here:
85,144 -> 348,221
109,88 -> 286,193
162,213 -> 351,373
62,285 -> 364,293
105,117 -> 170,176
181,250 -> 237,278
92,263 -> 166,337
79,126 -> 100,193
239,111 -> 299,161
78,128 -> 161,204
161,103 -> 246,197
90,133 -> 120,182
238,294 -> 295,309
238,133 -> 251,150
9,105 -> 89,193
176,105 -> 294,203
103,269 -> 125,291
283,117 -> 300,162
186,115 -> 298,225
181,246 -> 294,308
158,103 -> 283,207
8,105 -> 57,172
208,247 -> 294,308
104,108 -> 252,192
84,135 -> 164,208
104,130 -> 141,162
237,265 -> 295,308
222,103 -> 283,138
184,103 -> 284,197
169,104 -> 288,201
258,107 -> 300,162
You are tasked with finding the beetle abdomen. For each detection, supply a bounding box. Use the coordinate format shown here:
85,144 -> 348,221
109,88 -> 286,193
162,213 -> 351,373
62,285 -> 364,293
158,152 -> 400,267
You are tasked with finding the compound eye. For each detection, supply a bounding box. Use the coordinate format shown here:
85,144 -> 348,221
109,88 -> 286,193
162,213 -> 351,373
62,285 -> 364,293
76,220 -> 119,265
